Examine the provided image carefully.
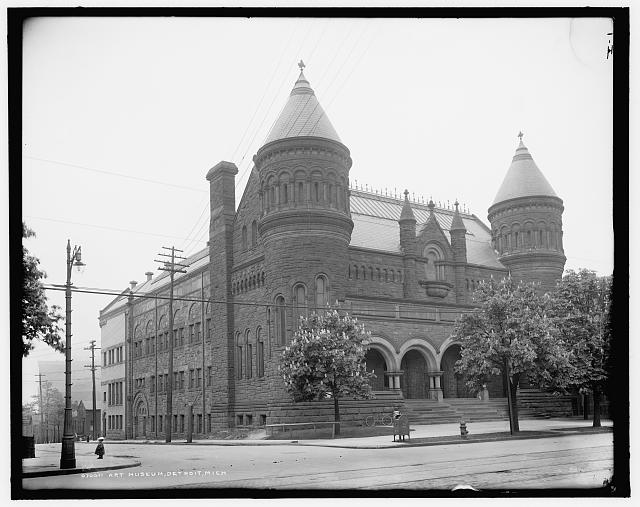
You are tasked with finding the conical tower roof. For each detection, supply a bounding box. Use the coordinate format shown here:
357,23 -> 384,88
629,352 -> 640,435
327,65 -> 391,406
450,200 -> 466,231
399,190 -> 416,222
263,66 -> 341,145
492,136 -> 558,205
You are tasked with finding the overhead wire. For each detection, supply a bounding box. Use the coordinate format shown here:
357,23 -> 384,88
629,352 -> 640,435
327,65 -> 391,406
23,156 -> 206,193
43,284 -> 481,315
23,216 -> 207,244
185,23 -> 344,255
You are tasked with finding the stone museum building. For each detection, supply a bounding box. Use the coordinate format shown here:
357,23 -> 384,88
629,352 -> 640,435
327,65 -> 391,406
99,67 -> 570,439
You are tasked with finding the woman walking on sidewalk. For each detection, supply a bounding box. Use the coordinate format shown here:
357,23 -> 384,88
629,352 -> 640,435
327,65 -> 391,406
95,437 -> 105,459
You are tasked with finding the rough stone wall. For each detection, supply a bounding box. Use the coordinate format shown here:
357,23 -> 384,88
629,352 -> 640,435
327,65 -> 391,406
347,249 -> 405,299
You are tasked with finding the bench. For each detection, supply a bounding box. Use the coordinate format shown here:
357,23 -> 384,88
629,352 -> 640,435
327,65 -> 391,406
265,421 -> 341,439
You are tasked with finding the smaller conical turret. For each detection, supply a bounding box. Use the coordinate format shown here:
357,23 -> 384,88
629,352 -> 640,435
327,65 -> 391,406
398,190 -> 420,299
450,200 -> 466,232
488,133 -> 566,293
399,190 -> 417,256
399,189 -> 417,222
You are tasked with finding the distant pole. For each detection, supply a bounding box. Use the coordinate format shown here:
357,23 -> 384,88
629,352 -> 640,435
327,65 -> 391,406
36,374 -> 45,443
155,246 -> 189,443
84,340 -> 100,440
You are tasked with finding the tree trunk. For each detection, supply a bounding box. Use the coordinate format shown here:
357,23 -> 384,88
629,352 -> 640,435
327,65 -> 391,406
333,394 -> 341,436
592,387 -> 601,428
510,374 -> 520,433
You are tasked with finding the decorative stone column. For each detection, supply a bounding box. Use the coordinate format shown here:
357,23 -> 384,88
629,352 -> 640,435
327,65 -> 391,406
428,371 -> 444,401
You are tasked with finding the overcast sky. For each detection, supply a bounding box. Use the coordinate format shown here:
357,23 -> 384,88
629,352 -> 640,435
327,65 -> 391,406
20,16 -> 614,403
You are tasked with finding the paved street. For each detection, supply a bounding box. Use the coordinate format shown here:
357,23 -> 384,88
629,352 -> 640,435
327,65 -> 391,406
23,432 -> 612,491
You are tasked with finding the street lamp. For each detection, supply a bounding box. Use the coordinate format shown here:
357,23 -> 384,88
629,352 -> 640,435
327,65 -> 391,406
60,240 -> 85,469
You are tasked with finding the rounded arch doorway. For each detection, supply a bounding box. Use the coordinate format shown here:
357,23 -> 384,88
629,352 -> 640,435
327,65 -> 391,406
364,348 -> 387,391
400,350 -> 428,399
440,344 -> 472,398
133,398 -> 148,439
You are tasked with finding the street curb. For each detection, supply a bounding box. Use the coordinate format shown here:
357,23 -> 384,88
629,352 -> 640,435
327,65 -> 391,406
87,426 -> 612,449
294,426 -> 614,449
22,460 -> 141,479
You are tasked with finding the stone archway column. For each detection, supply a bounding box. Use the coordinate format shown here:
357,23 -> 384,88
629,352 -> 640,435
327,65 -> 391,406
428,371 -> 444,401
385,371 -> 403,390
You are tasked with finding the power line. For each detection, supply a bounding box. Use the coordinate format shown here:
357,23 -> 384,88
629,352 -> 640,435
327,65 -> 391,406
24,215 -> 208,244
43,284 -> 480,315
24,155 -> 206,193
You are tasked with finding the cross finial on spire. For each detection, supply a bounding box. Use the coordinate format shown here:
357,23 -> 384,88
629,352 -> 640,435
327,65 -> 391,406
518,130 -> 524,141
298,60 -> 305,71
404,189 -> 409,200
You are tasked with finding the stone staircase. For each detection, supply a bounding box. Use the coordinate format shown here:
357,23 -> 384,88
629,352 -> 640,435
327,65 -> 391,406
516,389 -> 576,418
402,391 -> 575,425
402,399 -> 464,425
445,398 -> 510,422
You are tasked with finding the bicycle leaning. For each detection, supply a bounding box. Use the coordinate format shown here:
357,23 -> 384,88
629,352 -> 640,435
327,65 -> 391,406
363,412 -> 393,427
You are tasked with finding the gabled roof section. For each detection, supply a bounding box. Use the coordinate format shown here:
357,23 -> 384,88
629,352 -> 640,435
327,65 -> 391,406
493,138 -> 558,205
263,69 -> 341,145
349,189 -> 505,269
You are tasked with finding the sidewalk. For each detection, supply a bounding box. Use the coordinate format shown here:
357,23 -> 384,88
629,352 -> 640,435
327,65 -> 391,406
100,416 -> 613,449
22,442 -> 141,478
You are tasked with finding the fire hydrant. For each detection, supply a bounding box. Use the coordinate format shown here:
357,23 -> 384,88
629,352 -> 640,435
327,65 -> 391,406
460,419 -> 468,439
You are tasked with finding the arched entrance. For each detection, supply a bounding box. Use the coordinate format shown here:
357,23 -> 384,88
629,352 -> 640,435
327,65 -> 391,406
365,349 -> 387,391
133,399 -> 148,439
400,350 -> 428,399
441,344 -> 472,398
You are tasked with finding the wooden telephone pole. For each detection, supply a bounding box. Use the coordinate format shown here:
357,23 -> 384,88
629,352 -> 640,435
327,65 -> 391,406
84,340 -> 100,440
155,246 -> 189,443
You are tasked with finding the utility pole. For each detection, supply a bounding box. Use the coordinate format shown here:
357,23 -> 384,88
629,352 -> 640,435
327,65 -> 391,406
84,340 -> 101,440
35,374 -> 46,444
155,246 -> 188,443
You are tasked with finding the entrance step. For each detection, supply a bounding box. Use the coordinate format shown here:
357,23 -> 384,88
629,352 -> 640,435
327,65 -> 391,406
372,390 -> 403,401
517,389 -> 575,418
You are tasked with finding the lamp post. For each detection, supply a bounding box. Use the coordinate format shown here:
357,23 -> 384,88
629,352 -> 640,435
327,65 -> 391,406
60,239 -> 85,469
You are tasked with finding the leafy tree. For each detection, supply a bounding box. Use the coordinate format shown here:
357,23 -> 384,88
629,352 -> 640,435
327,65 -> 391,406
548,269 -> 612,427
22,223 -> 64,357
279,309 -> 374,435
31,381 -> 65,442
452,277 -> 573,432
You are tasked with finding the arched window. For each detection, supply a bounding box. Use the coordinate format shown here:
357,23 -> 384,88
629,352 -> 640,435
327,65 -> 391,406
242,225 -> 248,251
362,265 -> 366,280
245,329 -> 252,379
275,296 -> 286,345
235,332 -> 243,379
354,265 -> 359,280
283,184 -> 288,204
251,220 -> 257,247
315,275 -> 328,311
256,327 -> 264,377
314,182 -> 320,202
424,244 -> 445,280
293,284 -> 307,327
